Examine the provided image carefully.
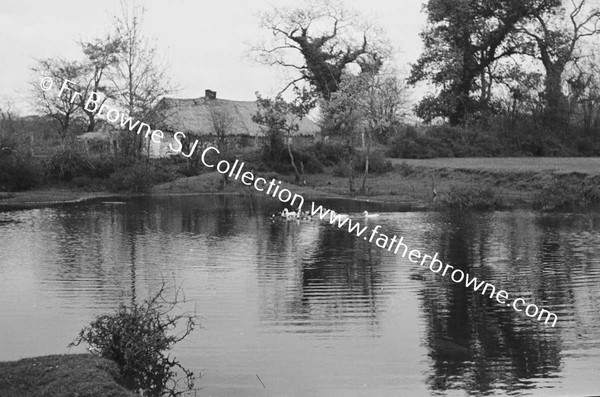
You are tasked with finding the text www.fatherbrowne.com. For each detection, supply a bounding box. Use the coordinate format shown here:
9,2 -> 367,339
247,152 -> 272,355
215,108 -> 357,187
191,136 -> 558,327
40,76 -> 559,328
308,202 -> 558,327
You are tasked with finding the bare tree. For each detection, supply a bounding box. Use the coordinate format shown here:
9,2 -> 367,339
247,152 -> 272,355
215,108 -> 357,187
0,100 -> 18,136
30,58 -> 86,144
320,77 -> 364,193
359,71 -> 408,192
79,35 -> 122,132
253,0 -> 389,99
322,70 -> 407,193
522,0 -> 600,117
567,49 -> 600,139
110,0 -> 174,159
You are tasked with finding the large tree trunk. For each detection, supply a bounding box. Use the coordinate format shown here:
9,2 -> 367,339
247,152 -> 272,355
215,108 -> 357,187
545,68 -> 564,108
449,34 -> 475,126
543,63 -> 568,125
449,70 -> 475,126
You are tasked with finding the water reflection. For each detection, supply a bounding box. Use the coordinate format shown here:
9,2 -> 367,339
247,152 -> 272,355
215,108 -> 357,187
0,197 -> 599,395
416,211 -> 600,395
256,222 -> 384,333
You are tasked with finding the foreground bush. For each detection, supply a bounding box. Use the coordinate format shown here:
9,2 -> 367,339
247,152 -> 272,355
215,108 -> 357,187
70,284 -> 198,396
441,184 -> 504,210
533,178 -> 600,211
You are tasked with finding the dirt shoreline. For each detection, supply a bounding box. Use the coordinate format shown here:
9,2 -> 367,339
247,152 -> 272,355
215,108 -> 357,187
0,354 -> 136,396
0,190 -> 121,211
2,158 -> 600,211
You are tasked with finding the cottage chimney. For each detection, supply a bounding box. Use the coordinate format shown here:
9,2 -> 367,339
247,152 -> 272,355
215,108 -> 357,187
205,89 -> 217,100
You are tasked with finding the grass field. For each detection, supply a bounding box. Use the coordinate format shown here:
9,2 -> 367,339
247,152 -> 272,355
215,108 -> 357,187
393,157 -> 600,175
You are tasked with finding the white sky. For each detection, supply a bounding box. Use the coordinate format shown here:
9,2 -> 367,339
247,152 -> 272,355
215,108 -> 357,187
0,0 -> 426,115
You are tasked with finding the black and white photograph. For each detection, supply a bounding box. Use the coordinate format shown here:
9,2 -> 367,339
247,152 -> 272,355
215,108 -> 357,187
1,0 -> 600,395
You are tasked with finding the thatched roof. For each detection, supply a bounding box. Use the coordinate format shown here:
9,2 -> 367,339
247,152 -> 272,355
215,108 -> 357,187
152,96 -> 319,137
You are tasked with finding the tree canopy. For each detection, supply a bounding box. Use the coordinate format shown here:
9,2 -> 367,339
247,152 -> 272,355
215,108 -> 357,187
409,0 -> 560,125
254,0 -> 390,99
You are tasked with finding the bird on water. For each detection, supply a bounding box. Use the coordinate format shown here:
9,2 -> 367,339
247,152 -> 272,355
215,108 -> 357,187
363,211 -> 380,218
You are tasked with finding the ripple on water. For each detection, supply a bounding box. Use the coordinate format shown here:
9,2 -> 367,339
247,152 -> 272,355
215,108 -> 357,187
0,199 -> 599,395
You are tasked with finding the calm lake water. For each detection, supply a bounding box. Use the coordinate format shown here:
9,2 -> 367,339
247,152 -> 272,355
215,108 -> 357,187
1,195 -> 599,396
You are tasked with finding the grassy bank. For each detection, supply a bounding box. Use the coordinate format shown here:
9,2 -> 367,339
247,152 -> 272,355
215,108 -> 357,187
0,189 -> 119,211
394,157 -> 600,175
2,158 -> 600,212
151,157 -> 600,211
0,354 -> 136,397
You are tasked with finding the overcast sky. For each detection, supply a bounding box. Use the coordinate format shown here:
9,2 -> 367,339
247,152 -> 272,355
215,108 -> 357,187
0,0 -> 426,115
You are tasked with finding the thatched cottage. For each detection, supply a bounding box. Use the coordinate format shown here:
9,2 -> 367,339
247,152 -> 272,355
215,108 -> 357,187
76,121 -> 119,154
77,90 -> 320,158
148,90 -> 319,157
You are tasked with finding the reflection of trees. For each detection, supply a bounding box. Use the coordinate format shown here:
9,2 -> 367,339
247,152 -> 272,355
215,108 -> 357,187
210,196 -> 235,237
47,205 -> 141,305
255,221 -> 385,333
179,195 -> 261,237
33,195 -> 274,313
420,211 -> 564,395
26,196 -> 600,394
534,215 -> 600,346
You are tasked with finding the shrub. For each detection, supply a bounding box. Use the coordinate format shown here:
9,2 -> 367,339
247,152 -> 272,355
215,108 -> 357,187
533,178 -> 600,211
69,284 -> 197,396
0,135 -> 40,191
151,164 -> 176,186
355,151 -> 392,174
396,162 -> 418,176
441,184 -> 504,210
332,161 -> 350,177
71,175 -> 94,189
289,147 -> 324,174
86,155 -> 120,179
387,125 -> 509,158
387,130 -> 453,159
313,141 -> 347,166
107,163 -> 175,193
107,164 -> 155,193
176,163 -> 198,177
249,145 -> 324,176
0,156 -> 40,191
573,137 -> 600,156
45,148 -> 92,181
